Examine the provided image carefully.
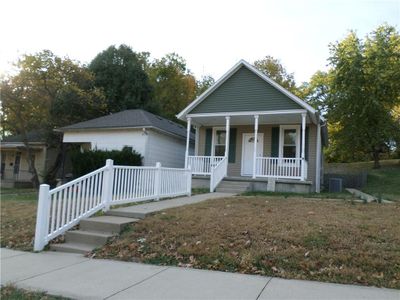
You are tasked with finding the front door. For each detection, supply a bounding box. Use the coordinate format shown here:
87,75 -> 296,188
241,133 -> 263,176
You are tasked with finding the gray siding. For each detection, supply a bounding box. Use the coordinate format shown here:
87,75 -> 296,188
198,123 -> 318,191
191,66 -> 302,114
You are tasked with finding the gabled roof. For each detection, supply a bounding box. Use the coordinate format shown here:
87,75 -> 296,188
1,130 -> 47,143
177,59 -> 320,123
59,109 -> 193,140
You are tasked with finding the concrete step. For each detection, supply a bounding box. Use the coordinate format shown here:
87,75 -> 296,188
80,215 -> 139,233
215,187 -> 247,194
218,183 -> 250,188
50,242 -> 96,254
105,209 -> 147,219
65,230 -> 115,245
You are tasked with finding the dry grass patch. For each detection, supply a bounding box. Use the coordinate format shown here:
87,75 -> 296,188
94,196 -> 400,289
1,190 -> 38,251
1,285 -> 69,300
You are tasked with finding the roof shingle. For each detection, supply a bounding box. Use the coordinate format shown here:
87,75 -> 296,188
59,109 -> 192,140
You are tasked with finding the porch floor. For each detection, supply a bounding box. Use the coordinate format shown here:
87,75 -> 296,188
193,175 -> 312,185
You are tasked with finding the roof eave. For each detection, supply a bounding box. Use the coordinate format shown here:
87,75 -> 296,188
177,59 -> 318,121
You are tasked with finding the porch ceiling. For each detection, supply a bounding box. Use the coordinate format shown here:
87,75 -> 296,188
190,112 -> 312,126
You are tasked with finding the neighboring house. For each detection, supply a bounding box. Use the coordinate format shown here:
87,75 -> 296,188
59,109 -> 194,168
178,60 -> 327,193
1,131 -> 56,187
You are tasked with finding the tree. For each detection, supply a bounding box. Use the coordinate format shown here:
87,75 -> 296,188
298,71 -> 331,113
89,45 -> 154,113
1,50 -> 106,187
147,53 -> 197,120
196,75 -> 215,96
327,25 -> 400,168
254,55 -> 300,95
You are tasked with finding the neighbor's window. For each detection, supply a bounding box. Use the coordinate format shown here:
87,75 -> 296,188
213,129 -> 226,156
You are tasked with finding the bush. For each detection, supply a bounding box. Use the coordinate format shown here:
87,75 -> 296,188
70,147 -> 142,177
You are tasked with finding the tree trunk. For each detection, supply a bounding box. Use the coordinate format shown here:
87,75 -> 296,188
44,140 -> 66,188
372,148 -> 381,169
21,133 -> 40,189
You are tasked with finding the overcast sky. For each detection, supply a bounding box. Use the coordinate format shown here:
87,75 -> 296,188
1,0 -> 399,83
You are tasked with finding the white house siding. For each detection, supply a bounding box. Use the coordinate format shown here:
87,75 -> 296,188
63,129 -> 148,161
145,130 -> 189,168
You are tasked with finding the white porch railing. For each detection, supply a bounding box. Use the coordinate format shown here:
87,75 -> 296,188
256,157 -> 307,180
34,160 -> 191,251
210,157 -> 228,192
187,156 -> 225,175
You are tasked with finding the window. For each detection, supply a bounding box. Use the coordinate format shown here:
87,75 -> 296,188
279,125 -> 300,158
212,128 -> 226,156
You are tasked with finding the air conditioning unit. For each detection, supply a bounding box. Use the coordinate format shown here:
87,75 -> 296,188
329,178 -> 343,193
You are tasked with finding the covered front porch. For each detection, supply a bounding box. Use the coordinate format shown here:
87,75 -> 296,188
183,110 -> 320,192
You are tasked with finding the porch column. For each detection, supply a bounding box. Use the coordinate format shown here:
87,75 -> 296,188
224,116 -> 230,158
185,117 -> 191,169
194,125 -> 200,156
315,122 -> 322,193
301,113 -> 306,181
252,115 -> 259,179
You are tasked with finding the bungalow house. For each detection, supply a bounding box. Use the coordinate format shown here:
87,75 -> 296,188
59,109 -> 194,168
1,131 -> 57,187
178,60 -> 327,193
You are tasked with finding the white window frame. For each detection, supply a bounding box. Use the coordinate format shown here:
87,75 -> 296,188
211,127 -> 226,157
279,125 -> 300,159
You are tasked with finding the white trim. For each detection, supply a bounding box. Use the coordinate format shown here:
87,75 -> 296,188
241,132 -> 264,177
211,127 -> 226,157
252,115 -> 259,179
185,117 -> 191,169
177,59 -> 317,121
177,60 -> 245,119
279,125 -> 301,159
194,125 -> 200,156
59,126 -> 192,142
187,109 -> 307,118
316,123 -> 322,193
225,116 -> 230,158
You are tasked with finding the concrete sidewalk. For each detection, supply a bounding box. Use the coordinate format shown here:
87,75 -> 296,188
107,192 -> 234,219
1,249 -> 399,300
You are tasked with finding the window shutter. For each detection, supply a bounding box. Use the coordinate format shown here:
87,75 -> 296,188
228,128 -> 237,163
205,128 -> 212,156
271,127 -> 279,157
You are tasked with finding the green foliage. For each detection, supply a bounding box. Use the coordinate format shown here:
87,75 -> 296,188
1,50 -> 107,187
254,55 -> 300,95
89,44 -> 154,113
196,75 -> 215,96
146,53 -> 197,121
326,25 -> 400,167
70,147 -> 142,177
298,71 -> 331,113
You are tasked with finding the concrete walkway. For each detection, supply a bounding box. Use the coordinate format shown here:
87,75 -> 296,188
1,249 -> 399,300
107,192 -> 234,218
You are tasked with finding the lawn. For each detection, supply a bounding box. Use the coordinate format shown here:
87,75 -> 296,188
1,188 -> 38,251
362,164 -> 400,201
94,196 -> 400,289
0,187 -> 210,251
326,159 -> 400,201
1,285 -> 69,300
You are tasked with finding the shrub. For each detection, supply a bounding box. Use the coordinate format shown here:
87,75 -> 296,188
70,147 -> 142,177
